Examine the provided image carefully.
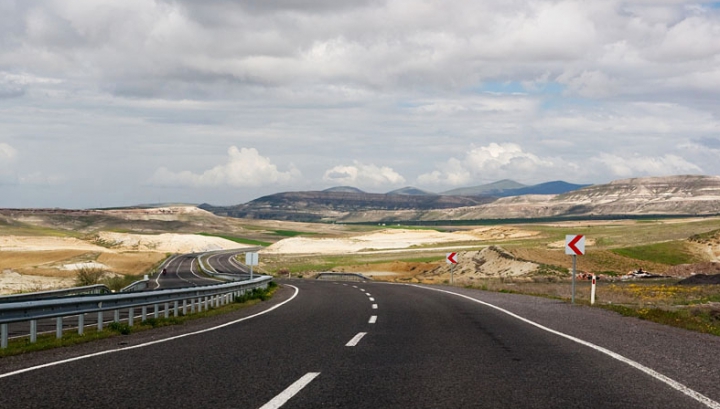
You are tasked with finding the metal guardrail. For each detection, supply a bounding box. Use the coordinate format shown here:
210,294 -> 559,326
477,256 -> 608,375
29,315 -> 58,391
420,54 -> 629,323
0,275 -> 272,348
120,278 -> 150,293
0,284 -> 112,304
315,272 -> 371,282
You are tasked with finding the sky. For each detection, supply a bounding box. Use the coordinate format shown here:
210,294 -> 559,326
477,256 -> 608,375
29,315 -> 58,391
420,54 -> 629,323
1,0 -> 720,208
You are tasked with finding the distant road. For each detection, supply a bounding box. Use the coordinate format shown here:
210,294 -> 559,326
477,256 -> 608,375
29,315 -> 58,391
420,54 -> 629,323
150,248 -> 259,290
1,281 -> 719,408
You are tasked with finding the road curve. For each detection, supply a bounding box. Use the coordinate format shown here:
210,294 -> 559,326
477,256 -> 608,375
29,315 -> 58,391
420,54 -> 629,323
1,280 -> 719,408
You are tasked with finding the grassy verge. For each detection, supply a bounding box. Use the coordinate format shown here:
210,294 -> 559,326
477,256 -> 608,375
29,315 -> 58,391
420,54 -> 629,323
198,233 -> 271,247
462,279 -> 720,337
272,230 -> 315,237
598,304 -> 720,336
0,282 -> 278,357
610,241 -> 702,265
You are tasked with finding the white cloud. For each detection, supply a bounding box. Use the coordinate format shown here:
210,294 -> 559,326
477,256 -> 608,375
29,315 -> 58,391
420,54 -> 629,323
0,143 -> 17,161
417,143 -> 558,186
0,142 -> 18,183
323,161 -> 406,187
149,146 -> 301,188
591,153 -> 703,177
2,1 -> 720,207
18,172 -> 65,185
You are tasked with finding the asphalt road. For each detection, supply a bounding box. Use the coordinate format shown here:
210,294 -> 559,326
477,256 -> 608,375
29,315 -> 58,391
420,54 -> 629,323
1,280 -> 719,408
4,251 -> 244,339
150,253 -> 224,290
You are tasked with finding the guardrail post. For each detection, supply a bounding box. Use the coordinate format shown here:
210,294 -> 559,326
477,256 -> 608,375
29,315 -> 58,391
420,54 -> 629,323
164,302 -> 169,319
97,311 -> 104,331
154,304 -> 159,319
182,299 -> 187,315
56,317 -> 63,339
173,301 -> 179,317
30,320 -> 37,343
129,307 -> 134,326
141,306 -> 147,321
78,314 -> 84,335
204,296 -> 209,310
114,310 -> 120,323
190,299 -> 196,313
2,323 -> 8,349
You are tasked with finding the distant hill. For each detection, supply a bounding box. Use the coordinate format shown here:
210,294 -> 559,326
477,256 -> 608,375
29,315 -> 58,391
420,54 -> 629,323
441,179 -> 526,196
416,175 -> 720,222
200,175 -> 720,223
386,187 -> 436,196
495,181 -> 590,197
200,190 -> 493,222
323,186 -> 366,194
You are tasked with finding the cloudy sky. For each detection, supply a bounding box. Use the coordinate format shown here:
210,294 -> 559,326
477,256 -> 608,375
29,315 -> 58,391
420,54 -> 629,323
1,0 -> 719,208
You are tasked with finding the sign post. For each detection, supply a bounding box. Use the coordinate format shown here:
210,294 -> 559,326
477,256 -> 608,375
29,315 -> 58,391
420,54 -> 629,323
565,235 -> 586,304
446,252 -> 458,285
245,252 -> 259,279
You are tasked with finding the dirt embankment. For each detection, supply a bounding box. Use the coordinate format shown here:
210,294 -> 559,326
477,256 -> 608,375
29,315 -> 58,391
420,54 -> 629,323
0,232 -> 250,294
418,246 -> 540,283
262,227 -> 538,255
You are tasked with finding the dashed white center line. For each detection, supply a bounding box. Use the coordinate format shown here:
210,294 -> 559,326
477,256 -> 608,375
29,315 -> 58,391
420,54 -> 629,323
259,372 -> 321,409
346,332 -> 367,346
366,293 -> 371,297
369,297 -> 375,301
352,286 -> 357,288
372,304 -> 378,309
369,316 -> 377,324
360,288 -> 365,292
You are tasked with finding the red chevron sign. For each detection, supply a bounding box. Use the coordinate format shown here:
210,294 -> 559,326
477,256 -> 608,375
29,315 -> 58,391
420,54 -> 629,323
446,252 -> 458,264
565,235 -> 585,255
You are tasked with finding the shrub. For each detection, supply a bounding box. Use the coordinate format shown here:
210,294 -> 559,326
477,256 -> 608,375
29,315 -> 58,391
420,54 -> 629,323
108,322 -> 131,335
75,267 -> 105,286
101,276 -> 128,292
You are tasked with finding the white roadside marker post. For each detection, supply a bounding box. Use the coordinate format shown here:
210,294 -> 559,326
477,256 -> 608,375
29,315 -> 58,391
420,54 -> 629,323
591,274 -> 597,305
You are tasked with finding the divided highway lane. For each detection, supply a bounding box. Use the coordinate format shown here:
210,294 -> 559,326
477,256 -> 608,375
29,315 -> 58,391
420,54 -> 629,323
1,281 -> 719,408
205,249 -> 256,277
151,254 -> 222,290
6,250 -> 250,340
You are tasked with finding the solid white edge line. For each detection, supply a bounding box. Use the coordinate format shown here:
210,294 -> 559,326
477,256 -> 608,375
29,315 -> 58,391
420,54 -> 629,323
345,332 -> 367,347
259,372 -> 320,409
409,284 -> 720,409
368,316 -> 377,324
0,285 -> 301,379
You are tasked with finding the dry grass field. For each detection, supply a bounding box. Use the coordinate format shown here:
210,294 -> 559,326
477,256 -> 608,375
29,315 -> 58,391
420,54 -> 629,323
2,207 -> 720,336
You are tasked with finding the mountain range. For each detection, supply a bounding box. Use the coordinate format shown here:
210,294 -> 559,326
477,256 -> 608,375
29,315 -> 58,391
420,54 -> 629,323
200,175 -> 720,223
